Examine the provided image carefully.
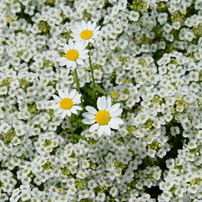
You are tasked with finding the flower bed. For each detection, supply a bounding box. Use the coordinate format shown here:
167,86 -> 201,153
0,0 -> 202,201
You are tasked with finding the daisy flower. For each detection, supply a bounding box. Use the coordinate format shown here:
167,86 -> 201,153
82,96 -> 124,136
71,20 -> 101,44
50,89 -> 82,119
56,39 -> 89,70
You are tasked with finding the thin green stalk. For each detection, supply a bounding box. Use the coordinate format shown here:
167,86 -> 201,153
73,68 -> 81,94
88,52 -> 96,89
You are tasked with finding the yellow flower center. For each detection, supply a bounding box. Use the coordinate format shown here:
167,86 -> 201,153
59,98 -> 73,110
80,30 -> 93,40
66,49 -> 79,61
95,110 -> 111,125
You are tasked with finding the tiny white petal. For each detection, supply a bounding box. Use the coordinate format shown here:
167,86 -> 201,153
86,106 -> 97,114
69,89 -> 77,99
108,119 -> 119,129
89,123 -> 99,132
110,109 -> 123,117
52,95 -> 61,102
97,125 -> 104,136
58,90 -> 65,98
82,118 -> 95,125
97,96 -> 107,110
82,112 -> 95,119
109,103 -> 121,113
103,125 -> 111,135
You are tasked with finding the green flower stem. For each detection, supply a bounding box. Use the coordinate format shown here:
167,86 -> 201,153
73,69 -> 84,107
68,118 -> 74,139
73,69 -> 81,94
88,52 -> 96,89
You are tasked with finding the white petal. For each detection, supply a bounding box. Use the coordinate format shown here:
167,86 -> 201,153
65,110 -> 71,117
73,97 -> 81,104
61,111 -> 67,119
106,97 -> 112,111
110,109 -> 123,118
112,117 -> 124,125
71,27 -> 81,34
103,125 -> 111,135
49,103 -> 59,109
64,89 -> 69,97
70,108 -> 78,114
52,95 -> 61,102
81,20 -> 87,30
68,39 -> 74,48
82,112 -> 95,119
57,108 -> 64,113
109,103 -> 121,113
108,119 -> 119,129
82,118 -> 95,125
76,59 -> 84,65
97,96 -> 107,110
89,123 -> 99,132
56,57 -> 66,62
60,60 -> 68,66
86,106 -> 97,114
97,125 -> 104,136
73,106 -> 82,111
63,44 -> 69,52
69,89 -> 77,99
58,90 -> 65,98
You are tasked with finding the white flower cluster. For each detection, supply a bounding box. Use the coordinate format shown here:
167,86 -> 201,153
0,0 -> 202,201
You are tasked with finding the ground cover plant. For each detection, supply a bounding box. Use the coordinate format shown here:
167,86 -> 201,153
0,0 -> 202,201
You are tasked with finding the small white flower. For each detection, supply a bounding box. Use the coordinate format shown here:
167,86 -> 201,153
50,89 -> 82,119
56,39 -> 89,70
71,20 -> 101,44
82,96 -> 124,136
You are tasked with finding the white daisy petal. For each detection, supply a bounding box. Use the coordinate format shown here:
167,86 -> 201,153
71,108 -> 78,114
56,57 -> 66,62
73,106 -> 82,111
63,44 -> 69,52
97,96 -> 107,110
108,119 -> 119,129
97,125 -> 104,136
89,123 -> 99,132
61,111 -> 67,119
106,97 -> 112,111
66,110 -> 71,117
77,59 -> 84,65
82,112 -> 95,119
81,20 -> 87,30
109,103 -> 121,113
82,118 -> 95,125
64,89 -> 69,97
58,90 -> 65,98
49,103 -> 59,109
86,106 -> 97,114
112,117 -> 124,125
110,109 -> 123,117
103,125 -> 111,135
69,89 -> 77,99
52,95 -> 61,101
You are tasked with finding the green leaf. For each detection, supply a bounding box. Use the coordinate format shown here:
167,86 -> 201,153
94,85 -> 107,95
82,86 -> 95,97
72,135 -> 86,143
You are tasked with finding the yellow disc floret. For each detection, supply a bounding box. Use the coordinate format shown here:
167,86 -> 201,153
60,98 -> 73,110
66,49 -> 79,61
80,30 -> 93,40
96,110 -> 111,125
